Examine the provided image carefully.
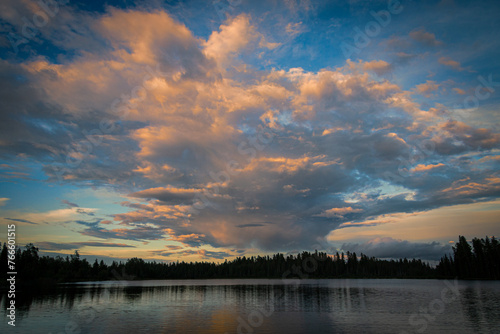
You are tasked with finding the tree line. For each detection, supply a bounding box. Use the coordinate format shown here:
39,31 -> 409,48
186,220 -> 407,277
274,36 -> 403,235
1,235 -> 498,288
436,235 -> 500,279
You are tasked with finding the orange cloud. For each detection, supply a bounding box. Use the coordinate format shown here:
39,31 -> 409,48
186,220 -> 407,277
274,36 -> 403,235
317,207 -> 363,218
166,231 -> 207,247
409,28 -> 442,46
327,201 -> 500,244
129,186 -> 200,202
414,80 -> 439,97
322,126 -> 351,135
412,163 -> 445,172
439,57 -> 464,71
204,14 -> 259,65
362,60 -> 392,75
240,155 -> 340,174
441,177 -> 500,197
453,87 -> 466,95
0,197 -> 9,207
98,9 -> 196,65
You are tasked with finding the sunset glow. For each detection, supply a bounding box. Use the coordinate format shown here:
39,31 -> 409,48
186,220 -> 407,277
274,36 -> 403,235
1,0 -> 499,263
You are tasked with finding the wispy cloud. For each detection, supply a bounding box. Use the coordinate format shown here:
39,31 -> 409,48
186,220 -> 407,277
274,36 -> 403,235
5,217 -> 37,225
438,57 -> 464,71
61,199 -> 79,208
37,241 -> 136,251
409,28 -> 442,47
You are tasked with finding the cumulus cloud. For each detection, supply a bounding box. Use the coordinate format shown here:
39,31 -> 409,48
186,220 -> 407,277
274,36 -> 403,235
414,80 -> 440,97
429,121 -> 500,155
204,14 -> 258,65
98,8 -> 215,77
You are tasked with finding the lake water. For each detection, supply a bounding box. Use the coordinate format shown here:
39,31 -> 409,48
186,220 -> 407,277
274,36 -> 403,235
1,279 -> 499,333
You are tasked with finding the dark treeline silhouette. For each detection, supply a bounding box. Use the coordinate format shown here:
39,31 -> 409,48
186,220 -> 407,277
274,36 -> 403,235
1,236 -> 498,287
436,235 -> 500,279
0,244 -> 434,286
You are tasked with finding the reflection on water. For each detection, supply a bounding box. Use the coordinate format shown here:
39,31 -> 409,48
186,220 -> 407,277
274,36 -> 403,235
1,279 -> 499,334
460,282 -> 500,333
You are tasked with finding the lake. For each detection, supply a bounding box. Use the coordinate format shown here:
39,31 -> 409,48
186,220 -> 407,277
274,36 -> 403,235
1,279 -> 499,333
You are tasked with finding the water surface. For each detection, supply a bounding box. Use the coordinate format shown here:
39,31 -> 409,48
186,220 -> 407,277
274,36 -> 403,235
1,279 -> 499,333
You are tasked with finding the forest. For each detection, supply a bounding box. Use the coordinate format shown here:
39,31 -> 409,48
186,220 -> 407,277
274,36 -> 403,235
1,235 -> 499,288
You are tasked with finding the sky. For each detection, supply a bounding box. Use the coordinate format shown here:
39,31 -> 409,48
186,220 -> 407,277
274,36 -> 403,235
0,0 -> 499,263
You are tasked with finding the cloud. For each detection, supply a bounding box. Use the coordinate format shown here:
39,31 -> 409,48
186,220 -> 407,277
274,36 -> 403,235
327,201 -> 500,247
441,176 -> 500,198
4,207 -> 98,225
316,207 -> 363,218
196,249 -> 232,260
74,220 -> 101,227
129,186 -> 201,204
98,8 -> 214,78
438,57 -> 464,71
340,237 -> 451,261
453,87 -> 466,95
0,198 -> 9,207
237,223 -> 266,228
0,6 -> 499,259
4,217 -> 37,225
37,242 -> 78,251
167,232 -> 207,247
76,208 -> 95,216
77,242 -> 135,248
430,121 -> 500,155
409,28 -> 442,47
240,155 -> 340,174
61,200 -> 79,208
414,80 -> 439,97
165,245 -> 183,251
120,201 -> 155,211
412,163 -> 445,172
285,22 -> 305,37
152,248 -> 232,260
361,60 -> 392,76
204,14 -> 259,66
37,241 -> 136,251
80,225 -> 167,242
